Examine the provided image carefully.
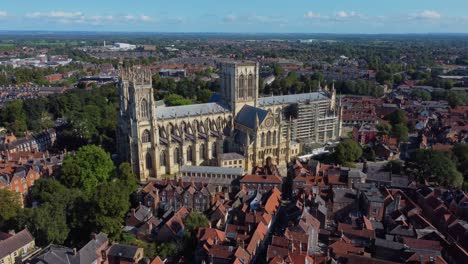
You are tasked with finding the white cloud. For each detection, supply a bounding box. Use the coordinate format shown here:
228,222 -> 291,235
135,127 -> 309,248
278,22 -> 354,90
335,11 -> 362,19
413,10 -> 441,19
304,11 -> 321,19
27,11 -> 83,19
0,11 -> 8,17
24,11 -> 155,25
139,15 -> 153,22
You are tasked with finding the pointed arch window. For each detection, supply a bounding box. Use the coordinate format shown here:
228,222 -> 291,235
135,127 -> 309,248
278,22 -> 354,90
146,152 -> 153,169
141,99 -> 149,118
142,129 -> 151,143
160,151 -> 166,167
248,74 -> 254,97
200,143 -> 206,160
266,131 -> 272,146
187,146 -> 193,162
261,133 -> 265,147
212,142 -> 217,158
273,131 -> 277,145
238,75 -> 245,98
174,147 -> 181,164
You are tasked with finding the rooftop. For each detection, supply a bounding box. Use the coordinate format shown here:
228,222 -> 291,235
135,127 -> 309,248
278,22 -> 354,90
258,92 -> 329,106
156,102 -> 229,120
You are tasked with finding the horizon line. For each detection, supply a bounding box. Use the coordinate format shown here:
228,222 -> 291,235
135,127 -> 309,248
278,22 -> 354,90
1,30 -> 468,36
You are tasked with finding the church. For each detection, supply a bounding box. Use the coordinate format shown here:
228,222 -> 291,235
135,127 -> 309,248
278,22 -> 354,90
117,61 -> 342,182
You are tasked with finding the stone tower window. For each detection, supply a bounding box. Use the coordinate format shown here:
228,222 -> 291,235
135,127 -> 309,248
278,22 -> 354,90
174,147 -> 181,164
238,75 -> 245,98
266,131 -> 272,146
160,151 -> 166,167
141,99 -> 149,118
248,74 -> 254,97
212,142 -> 217,158
187,146 -> 193,161
142,130 -> 151,143
145,153 -> 153,169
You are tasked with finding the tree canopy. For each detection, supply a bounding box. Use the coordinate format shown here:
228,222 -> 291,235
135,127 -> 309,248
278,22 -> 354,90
0,189 -> 21,224
333,139 -> 363,165
60,145 -> 115,194
407,149 -> 463,188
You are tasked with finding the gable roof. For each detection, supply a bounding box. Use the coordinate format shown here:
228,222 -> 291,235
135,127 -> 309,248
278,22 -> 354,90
235,105 -> 269,130
77,233 -> 108,264
107,244 -> 139,259
0,229 -> 34,259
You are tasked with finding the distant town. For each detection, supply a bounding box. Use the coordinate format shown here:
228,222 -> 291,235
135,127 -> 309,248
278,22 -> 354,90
0,32 -> 467,264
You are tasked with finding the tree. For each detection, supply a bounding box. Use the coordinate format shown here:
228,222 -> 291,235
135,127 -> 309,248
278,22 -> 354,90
60,145 -> 115,194
197,89 -> 213,103
0,189 -> 21,223
273,63 -> 283,77
90,181 -> 131,238
386,110 -> 407,126
408,149 -> 463,188
117,162 -> 138,196
165,94 -> 192,106
155,242 -> 178,259
185,211 -> 210,234
376,122 -> 392,136
392,123 -> 409,143
0,100 -> 27,135
333,139 -> 362,165
18,204 -> 70,246
362,146 -> 376,161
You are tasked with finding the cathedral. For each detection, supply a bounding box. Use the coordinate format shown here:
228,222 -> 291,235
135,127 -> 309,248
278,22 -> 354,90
117,61 -> 342,182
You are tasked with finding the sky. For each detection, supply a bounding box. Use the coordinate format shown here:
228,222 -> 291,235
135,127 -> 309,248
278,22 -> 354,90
0,0 -> 467,33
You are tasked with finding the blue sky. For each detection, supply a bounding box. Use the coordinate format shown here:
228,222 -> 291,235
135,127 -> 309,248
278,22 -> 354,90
0,0 -> 467,33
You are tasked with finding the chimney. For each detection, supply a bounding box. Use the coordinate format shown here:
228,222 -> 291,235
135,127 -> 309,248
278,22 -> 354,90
8,230 -> 15,235
73,248 -> 77,256
90,232 -> 97,240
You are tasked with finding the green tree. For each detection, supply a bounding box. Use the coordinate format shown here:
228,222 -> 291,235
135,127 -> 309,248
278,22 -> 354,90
392,123 -> 409,143
18,204 -> 70,246
117,162 -> 138,195
60,145 -> 115,194
155,242 -> 178,259
0,189 -> 21,223
0,100 -> 27,135
185,211 -> 210,234
408,149 -> 463,188
386,110 -> 407,126
197,89 -> 213,103
333,139 -> 363,165
273,63 -> 283,77
89,181 -> 131,238
165,94 -> 192,106
376,122 -> 392,136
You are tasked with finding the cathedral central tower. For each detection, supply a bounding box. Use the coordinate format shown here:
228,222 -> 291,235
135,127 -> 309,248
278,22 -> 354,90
220,61 -> 259,115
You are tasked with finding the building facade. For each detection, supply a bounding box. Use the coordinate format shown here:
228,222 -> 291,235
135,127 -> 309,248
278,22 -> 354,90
117,61 -> 341,181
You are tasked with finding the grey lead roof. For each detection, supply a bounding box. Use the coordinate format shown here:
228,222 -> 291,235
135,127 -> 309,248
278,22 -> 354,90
180,165 -> 244,176
235,105 -> 268,130
156,102 -> 230,120
220,152 -> 245,160
258,92 -> 329,106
